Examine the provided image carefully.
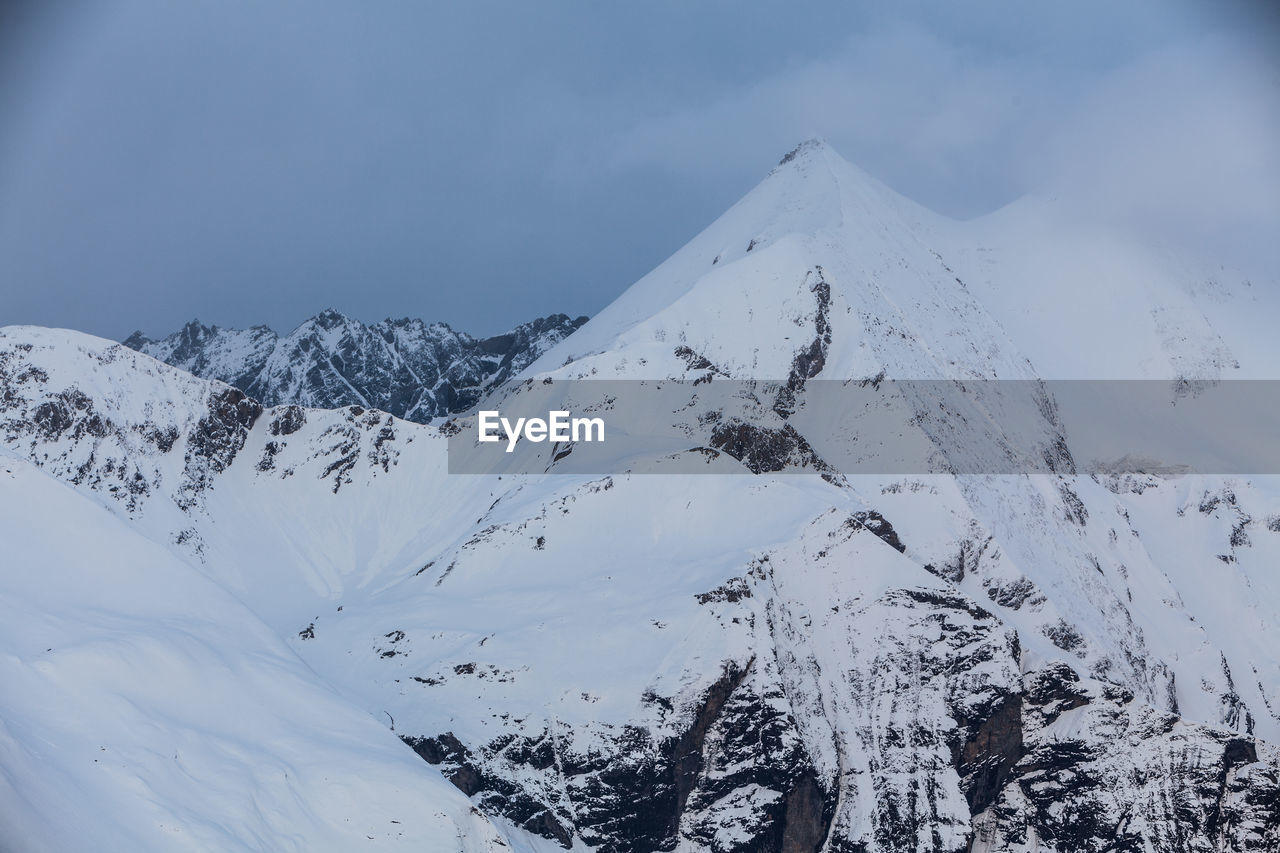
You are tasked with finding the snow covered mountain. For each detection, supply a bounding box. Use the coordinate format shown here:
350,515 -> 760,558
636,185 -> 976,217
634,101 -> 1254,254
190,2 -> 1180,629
3,140 -> 1279,852
123,310 -> 588,422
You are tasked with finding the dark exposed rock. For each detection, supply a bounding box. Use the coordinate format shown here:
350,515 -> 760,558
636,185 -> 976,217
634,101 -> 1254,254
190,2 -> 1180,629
188,388 -> 262,473
695,576 -> 752,605
571,664 -> 759,851
270,405 -> 306,436
1043,619 -> 1087,655
963,664 -> 1280,853
397,658 -> 839,853
27,389 -> 108,442
1199,488 -> 1256,554
672,664 -> 752,830
776,139 -> 823,168
897,587 -> 997,622
401,732 -> 487,797
137,423 -> 179,453
956,695 -> 1023,815
1023,662 -> 1090,725
176,387 -> 263,509
1059,482 -> 1088,526
708,420 -> 831,476
984,576 -> 1039,610
930,532 -> 994,585
773,268 -> 831,419
777,771 -> 829,853
678,665 -> 834,853
257,440 -> 282,472
844,510 -> 906,553
674,345 -> 722,374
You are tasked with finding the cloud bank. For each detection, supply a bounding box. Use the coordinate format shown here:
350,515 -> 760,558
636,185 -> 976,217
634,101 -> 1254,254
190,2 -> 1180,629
0,1 -> 1275,339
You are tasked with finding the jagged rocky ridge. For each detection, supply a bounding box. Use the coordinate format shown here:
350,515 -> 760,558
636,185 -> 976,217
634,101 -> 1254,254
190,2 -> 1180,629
123,309 -> 588,422
3,140 -> 1280,852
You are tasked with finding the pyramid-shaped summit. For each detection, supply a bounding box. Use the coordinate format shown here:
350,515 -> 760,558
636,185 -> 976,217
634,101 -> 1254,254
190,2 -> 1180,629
529,137 -> 1275,383
526,138 -> 1028,383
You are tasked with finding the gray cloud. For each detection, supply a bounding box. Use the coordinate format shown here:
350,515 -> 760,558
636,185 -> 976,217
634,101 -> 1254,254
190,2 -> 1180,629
1031,36 -> 1280,270
0,1 -> 1275,340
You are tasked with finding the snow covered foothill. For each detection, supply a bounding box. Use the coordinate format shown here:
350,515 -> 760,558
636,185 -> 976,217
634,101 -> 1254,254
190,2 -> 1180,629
0,458 -> 516,853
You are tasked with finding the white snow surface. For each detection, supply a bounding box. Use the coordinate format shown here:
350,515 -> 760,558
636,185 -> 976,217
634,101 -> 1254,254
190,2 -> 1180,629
0,459 -> 514,853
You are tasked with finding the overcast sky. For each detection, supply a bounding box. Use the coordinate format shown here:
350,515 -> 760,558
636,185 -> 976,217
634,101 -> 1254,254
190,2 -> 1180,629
1,1 -> 1277,340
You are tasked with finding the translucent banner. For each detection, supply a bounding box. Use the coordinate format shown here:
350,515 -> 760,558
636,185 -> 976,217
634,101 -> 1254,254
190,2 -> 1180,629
445,379 -> 1280,476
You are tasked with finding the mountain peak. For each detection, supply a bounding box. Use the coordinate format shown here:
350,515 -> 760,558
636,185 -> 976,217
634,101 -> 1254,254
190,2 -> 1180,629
179,318 -> 216,337
309,308 -> 351,330
775,137 -> 829,168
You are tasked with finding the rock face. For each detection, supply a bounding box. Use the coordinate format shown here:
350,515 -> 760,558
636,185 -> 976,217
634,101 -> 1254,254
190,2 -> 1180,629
123,310 -> 588,422
4,141 -> 1280,852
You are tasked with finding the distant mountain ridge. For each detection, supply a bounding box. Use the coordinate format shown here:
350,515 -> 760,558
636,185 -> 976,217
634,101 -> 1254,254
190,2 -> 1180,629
124,309 -> 587,422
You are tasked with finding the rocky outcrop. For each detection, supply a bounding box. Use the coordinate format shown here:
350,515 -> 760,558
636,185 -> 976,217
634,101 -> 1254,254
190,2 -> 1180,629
176,387 -> 262,509
400,656 -> 833,853
708,420 -> 832,476
773,267 -> 831,419
969,665 -> 1280,853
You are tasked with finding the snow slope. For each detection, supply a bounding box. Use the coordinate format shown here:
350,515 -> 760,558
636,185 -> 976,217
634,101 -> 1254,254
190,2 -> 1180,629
0,458 -> 516,853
